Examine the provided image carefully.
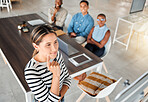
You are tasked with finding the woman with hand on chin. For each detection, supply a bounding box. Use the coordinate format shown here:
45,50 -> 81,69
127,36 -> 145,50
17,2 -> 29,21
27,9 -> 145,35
24,25 -> 71,102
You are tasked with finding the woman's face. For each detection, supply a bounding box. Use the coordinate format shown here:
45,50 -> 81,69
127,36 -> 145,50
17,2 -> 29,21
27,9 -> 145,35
80,2 -> 89,15
97,16 -> 106,27
37,33 -> 59,59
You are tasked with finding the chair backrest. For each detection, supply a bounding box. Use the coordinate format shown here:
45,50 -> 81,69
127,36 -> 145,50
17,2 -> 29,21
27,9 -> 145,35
145,0 -> 148,6
94,77 -> 122,99
137,21 -> 148,32
101,37 -> 111,59
78,77 -> 122,99
64,13 -> 72,29
0,0 -> 12,12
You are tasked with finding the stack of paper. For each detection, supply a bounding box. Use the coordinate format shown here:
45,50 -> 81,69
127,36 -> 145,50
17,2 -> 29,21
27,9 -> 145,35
27,19 -> 45,26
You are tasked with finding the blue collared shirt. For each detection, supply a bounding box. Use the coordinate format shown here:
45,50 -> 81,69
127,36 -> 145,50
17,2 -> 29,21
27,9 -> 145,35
68,12 -> 94,38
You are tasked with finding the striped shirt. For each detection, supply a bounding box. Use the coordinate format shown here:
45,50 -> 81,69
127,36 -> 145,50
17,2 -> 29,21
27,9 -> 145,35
24,51 -> 71,102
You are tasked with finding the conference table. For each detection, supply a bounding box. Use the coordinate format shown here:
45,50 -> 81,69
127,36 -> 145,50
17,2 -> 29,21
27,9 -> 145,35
0,13 -> 103,102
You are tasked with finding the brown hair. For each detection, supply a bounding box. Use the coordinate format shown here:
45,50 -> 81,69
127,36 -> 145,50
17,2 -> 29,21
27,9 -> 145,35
31,25 -> 56,57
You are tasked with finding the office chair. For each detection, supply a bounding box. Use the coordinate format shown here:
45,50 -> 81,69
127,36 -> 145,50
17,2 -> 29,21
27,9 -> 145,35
0,0 -> 12,12
100,37 -> 111,73
76,37 -> 117,102
63,13 -> 72,32
132,21 -> 148,49
145,0 -> 148,10
76,73 -> 122,102
82,37 -> 112,73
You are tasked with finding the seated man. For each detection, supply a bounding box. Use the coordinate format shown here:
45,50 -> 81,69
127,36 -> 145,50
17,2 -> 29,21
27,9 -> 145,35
68,0 -> 94,44
48,0 -> 68,30
85,13 -> 110,57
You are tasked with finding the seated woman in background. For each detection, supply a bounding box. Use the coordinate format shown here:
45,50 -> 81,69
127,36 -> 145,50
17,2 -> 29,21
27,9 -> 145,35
85,13 -> 110,57
24,25 -> 71,102
48,0 -> 68,30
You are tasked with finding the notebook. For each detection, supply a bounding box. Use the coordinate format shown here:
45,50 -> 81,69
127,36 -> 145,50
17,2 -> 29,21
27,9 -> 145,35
27,19 -> 45,26
54,30 -> 66,36
57,37 -> 79,56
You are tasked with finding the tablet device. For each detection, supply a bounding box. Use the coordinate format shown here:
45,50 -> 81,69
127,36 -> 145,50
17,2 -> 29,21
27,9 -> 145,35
69,53 -> 92,67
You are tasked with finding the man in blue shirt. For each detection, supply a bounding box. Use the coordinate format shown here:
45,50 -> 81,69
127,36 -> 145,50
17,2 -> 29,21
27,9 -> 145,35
68,0 -> 94,44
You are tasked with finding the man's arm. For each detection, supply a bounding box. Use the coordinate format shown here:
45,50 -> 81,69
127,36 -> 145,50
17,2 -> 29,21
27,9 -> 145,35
48,8 -> 57,24
68,15 -> 75,34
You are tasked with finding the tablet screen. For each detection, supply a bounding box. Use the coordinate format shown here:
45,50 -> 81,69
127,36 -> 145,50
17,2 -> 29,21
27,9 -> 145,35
73,54 -> 89,64
68,53 -> 92,67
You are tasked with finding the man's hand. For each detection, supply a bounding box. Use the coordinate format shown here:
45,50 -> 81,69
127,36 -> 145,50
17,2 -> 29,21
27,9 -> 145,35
51,8 -> 58,22
53,8 -> 58,15
70,32 -> 76,38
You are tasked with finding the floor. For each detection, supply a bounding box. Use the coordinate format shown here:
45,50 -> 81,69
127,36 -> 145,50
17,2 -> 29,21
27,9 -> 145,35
0,0 -> 148,102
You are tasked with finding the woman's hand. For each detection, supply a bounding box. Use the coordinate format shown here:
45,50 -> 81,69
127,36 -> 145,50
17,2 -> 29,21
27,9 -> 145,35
90,38 -> 95,42
88,38 -> 94,44
47,55 -> 60,96
47,55 -> 61,77
87,27 -> 94,44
